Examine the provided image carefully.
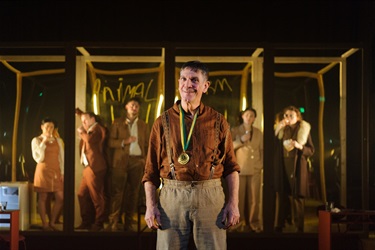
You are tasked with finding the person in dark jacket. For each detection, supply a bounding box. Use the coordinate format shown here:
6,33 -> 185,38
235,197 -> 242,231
274,106 -> 315,233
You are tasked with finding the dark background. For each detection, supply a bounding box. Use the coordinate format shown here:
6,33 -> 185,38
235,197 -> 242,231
0,1 -> 374,249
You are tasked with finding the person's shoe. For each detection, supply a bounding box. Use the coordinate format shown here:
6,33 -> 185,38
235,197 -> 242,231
42,226 -> 54,231
124,223 -> 137,232
75,224 -> 91,230
227,226 -> 238,233
55,218 -> 63,224
285,215 -> 293,225
49,223 -> 60,231
274,226 -> 283,233
249,227 -> 263,233
242,225 -> 252,233
105,223 -> 120,232
90,224 -> 104,232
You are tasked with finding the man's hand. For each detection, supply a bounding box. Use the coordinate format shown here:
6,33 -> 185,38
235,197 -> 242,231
144,205 -> 162,230
222,201 -> 240,229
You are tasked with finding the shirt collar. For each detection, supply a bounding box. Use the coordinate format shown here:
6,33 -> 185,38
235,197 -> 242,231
174,100 -> 204,115
87,122 -> 98,133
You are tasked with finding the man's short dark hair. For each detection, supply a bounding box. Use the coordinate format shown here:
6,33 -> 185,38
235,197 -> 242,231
125,97 -> 142,106
180,61 -> 209,80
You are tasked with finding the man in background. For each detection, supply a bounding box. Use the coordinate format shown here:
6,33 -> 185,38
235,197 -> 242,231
76,111 -> 108,231
106,97 -> 149,232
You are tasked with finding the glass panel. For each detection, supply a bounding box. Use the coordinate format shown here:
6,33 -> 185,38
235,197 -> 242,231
74,47 -> 164,232
273,48 -> 361,233
1,46 -> 362,235
0,47 -> 66,231
175,47 -> 264,233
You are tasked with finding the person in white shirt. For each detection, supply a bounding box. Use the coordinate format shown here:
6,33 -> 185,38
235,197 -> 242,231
32,118 -> 64,231
106,97 -> 150,232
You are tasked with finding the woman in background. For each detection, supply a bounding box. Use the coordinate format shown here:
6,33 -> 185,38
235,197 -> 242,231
231,107 -> 263,233
273,106 -> 314,233
31,118 -> 64,231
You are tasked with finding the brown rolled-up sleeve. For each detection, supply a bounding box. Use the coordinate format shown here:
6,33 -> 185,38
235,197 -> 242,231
142,117 -> 164,188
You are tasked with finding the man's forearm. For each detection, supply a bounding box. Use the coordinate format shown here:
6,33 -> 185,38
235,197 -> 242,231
144,181 -> 157,207
225,171 -> 239,205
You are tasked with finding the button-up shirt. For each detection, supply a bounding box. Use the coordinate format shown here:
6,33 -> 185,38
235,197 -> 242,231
142,101 -> 240,188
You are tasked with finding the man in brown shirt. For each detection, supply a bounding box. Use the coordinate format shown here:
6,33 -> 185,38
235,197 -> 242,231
106,97 -> 149,232
76,111 -> 108,231
142,61 -> 240,249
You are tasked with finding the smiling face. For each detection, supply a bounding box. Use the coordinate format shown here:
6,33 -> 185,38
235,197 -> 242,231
178,67 -> 210,108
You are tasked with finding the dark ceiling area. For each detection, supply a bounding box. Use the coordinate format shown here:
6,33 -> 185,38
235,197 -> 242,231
0,2 -> 373,44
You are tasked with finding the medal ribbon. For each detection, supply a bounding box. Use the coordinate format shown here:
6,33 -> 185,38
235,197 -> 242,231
179,104 -> 198,152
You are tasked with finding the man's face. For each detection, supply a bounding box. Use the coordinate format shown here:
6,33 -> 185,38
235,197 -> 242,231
81,114 -> 95,130
178,67 -> 209,106
125,100 -> 140,116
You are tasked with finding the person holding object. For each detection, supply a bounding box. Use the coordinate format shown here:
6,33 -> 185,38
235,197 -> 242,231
142,61 -> 240,249
31,118 -> 64,231
106,97 -> 150,232
273,106 -> 315,233
76,110 -> 108,231
231,107 -> 263,233
273,111 -> 293,229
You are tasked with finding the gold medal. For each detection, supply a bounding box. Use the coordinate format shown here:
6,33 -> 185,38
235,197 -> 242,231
178,105 -> 197,166
178,152 -> 190,165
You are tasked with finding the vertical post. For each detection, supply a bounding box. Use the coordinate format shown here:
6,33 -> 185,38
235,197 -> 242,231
65,42 -> 77,232
9,210 -> 20,250
164,44 -> 175,108
319,210 -> 332,250
11,74 -> 22,182
262,46 -> 276,233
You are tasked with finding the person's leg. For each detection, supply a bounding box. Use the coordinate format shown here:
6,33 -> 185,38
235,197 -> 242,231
49,190 -> 63,230
123,157 -> 144,231
284,160 -> 294,228
250,173 -> 262,232
86,168 -> 106,229
55,181 -> 64,224
38,192 -> 50,230
274,191 -> 290,231
293,197 -> 305,232
234,175 -> 246,231
76,168 -> 93,228
193,179 -> 226,250
243,175 -> 252,231
285,195 -> 293,226
107,167 -> 126,231
45,193 -> 52,222
157,180 -> 192,250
